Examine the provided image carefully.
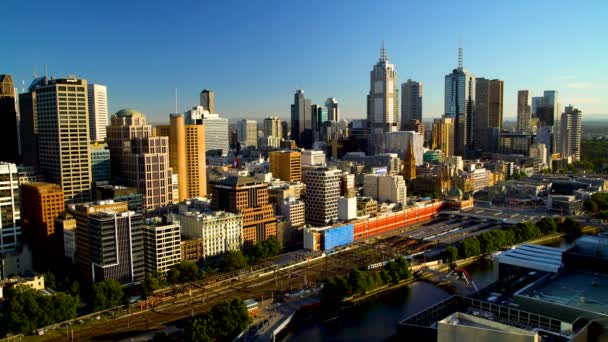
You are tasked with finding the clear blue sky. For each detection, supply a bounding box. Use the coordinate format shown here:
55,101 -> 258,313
4,0 -> 607,122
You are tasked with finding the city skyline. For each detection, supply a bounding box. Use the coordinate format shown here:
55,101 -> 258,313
3,0 -> 607,122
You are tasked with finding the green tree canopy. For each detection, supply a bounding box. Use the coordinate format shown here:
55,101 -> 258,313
92,279 -> 125,311
220,250 -> 248,272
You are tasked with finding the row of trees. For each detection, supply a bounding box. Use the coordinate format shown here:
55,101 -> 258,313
0,285 -> 79,335
220,237 -> 282,272
322,257 -> 412,304
455,217 -> 579,259
184,298 -> 252,342
581,139 -> 608,172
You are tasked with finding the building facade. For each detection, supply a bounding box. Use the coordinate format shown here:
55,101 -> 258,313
200,89 -> 215,113
0,163 -> 20,254
184,105 -> 229,155
303,167 -> 341,226
290,89 -> 312,148
269,150 -> 302,182
143,218 -> 181,274
474,78 -> 503,153
560,105 -> 582,161
0,75 -> 19,164
326,98 -> 339,122
517,90 -> 532,132
263,116 -> 282,142
445,49 -> 475,156
174,209 -> 242,259
90,143 -> 111,182
237,119 -> 258,148
367,43 -> 399,135
432,117 -> 455,157
87,83 -> 108,142
401,79 -> 422,129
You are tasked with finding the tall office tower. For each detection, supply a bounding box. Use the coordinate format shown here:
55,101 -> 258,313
302,167 -> 341,226
400,79 -> 423,130
0,163 -> 20,254
290,89 -> 312,147
237,119 -> 258,148
143,218 -> 181,274
403,142 -> 416,180
263,116 -> 282,140
87,84 -> 108,142
184,125 -> 207,198
107,108 -> 152,177
73,201 -> 144,285
560,105 -> 582,161
169,114 -> 187,201
517,90 -> 532,132
200,89 -> 215,113
0,75 -> 19,164
432,117 -> 455,157
544,90 -> 561,154
184,105 -> 229,155
19,77 -> 48,169
20,182 -> 65,266
311,104 -> 328,142
211,176 -> 277,247
445,48 -> 476,156
281,121 -> 289,142
269,150 -> 302,182
326,98 -> 339,122
37,78 -> 92,204
473,78 -> 503,153
90,143 -> 111,183
367,43 -> 399,136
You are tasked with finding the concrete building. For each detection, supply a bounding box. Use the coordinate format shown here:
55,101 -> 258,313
90,143 -> 111,182
383,131 -> 424,165
19,77 -> 48,169
74,200 -> 144,285
301,150 -> 326,166
0,75 -> 19,164
87,83 -> 108,142
143,218 -> 181,274
338,196 -> 357,221
20,182 -> 64,265
445,48 -> 476,156
303,167 -> 341,226
211,176 -> 276,247
342,152 -> 401,176
199,89 -> 215,113
291,89 -> 312,148
180,238 -> 205,263
279,197 -> 305,228
269,150 -> 302,182
107,108 -> 152,177
184,105 -> 229,155
432,117 -> 455,157
535,90 -> 560,153
326,98 -> 339,122
95,184 -> 143,212
529,143 -> 548,168
560,105 -> 582,161
263,116 -> 282,143
0,163 -> 20,254
517,90 -> 532,132
363,174 -> 407,208
474,78 -> 503,153
37,78 -> 92,204
498,132 -> 534,156
367,43 -> 399,135
237,119 -> 258,148
401,79 -> 422,129
55,212 -> 76,263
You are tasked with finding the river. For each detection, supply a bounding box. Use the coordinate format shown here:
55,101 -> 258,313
281,238 -> 573,342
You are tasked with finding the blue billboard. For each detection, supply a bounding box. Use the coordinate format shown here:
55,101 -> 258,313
323,224 -> 354,251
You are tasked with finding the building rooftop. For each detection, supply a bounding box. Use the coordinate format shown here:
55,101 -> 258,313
497,243 -> 564,273
215,175 -> 262,187
439,312 -> 537,337
114,108 -> 145,118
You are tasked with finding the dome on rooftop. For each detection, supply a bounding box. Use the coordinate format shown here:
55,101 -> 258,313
114,108 -> 145,118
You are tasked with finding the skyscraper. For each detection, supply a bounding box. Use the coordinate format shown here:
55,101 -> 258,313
517,90 -> 532,132
0,163 -> 20,254
291,89 -> 312,148
473,78 -> 503,153
90,142 -> 111,182
19,77 -> 48,169
445,48 -> 475,156
200,89 -> 215,113
311,104 -> 328,142
87,83 -> 108,142
367,43 -> 399,135
534,91 -> 560,153
302,167 -> 341,226
107,108 -> 152,178
0,75 -> 20,164
560,105 -> 582,161
432,117 -> 455,157
237,119 -> 258,148
401,79 -> 422,130
184,105 -> 229,156
37,78 -> 92,204
326,98 -> 339,122
263,116 -> 282,140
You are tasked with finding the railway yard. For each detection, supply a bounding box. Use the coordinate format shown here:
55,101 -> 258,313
38,212 -> 515,341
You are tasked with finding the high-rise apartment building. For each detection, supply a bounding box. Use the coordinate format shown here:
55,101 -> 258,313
560,105 -> 582,161
0,75 -> 19,164
21,182 -> 65,266
37,78 -> 92,204
263,116 -> 282,141
367,43 -> 399,135
326,98 -> 339,122
517,90 -> 532,132
445,48 -> 475,156
90,143 -> 111,182
473,78 -> 503,153
237,119 -> 258,148
401,79 -> 422,130
291,89 -> 312,148
74,200 -> 144,285
302,167 -> 341,226
200,89 -> 215,113
432,117 -> 455,157
87,83 -> 108,142
143,218 -> 181,274
269,150 -> 302,182
184,105 -> 229,155
211,176 -> 277,247
0,163 -> 20,254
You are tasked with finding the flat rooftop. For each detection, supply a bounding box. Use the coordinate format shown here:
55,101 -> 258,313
497,243 -> 564,273
440,312 -> 537,337
520,271 -> 608,315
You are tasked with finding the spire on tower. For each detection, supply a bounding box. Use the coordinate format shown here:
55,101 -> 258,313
458,47 -> 463,69
380,40 -> 388,62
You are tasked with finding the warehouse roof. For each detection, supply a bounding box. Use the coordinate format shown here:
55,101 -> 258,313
496,243 -> 563,273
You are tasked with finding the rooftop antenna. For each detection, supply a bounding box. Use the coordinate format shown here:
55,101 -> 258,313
174,88 -> 178,114
44,64 -> 48,79
458,38 -> 463,69
380,40 -> 387,62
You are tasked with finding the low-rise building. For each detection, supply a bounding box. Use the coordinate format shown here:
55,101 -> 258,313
181,238 -> 205,263
143,217 -> 181,274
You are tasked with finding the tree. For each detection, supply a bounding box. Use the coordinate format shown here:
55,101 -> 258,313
445,246 -> 458,262
459,238 -> 481,258
92,279 -> 125,311
558,217 -> 581,238
142,271 -> 165,297
185,299 -> 251,342
584,200 -> 599,213
44,272 -> 57,290
220,251 -> 248,272
536,217 -> 557,234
